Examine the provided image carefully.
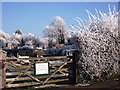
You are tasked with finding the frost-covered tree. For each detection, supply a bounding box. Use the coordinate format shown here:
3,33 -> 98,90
43,16 -> 68,45
70,5 -> 119,82
0,29 -> 10,48
6,29 -> 23,48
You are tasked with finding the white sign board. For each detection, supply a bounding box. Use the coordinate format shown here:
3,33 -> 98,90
35,62 -> 49,75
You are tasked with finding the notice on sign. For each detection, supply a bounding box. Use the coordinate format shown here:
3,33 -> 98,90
35,62 -> 49,75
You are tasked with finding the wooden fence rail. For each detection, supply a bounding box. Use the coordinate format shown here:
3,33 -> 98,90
0,50 -> 80,89
4,56 -> 70,88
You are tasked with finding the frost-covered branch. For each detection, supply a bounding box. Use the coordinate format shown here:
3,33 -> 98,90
71,5 -> 119,82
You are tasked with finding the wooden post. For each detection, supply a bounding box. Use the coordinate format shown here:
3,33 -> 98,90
72,50 -> 80,84
68,50 -> 80,84
118,60 -> 120,79
0,50 -> 6,89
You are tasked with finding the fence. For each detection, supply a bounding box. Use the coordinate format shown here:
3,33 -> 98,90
1,50 -> 120,89
0,50 -> 82,89
1,51 -> 80,89
4,56 -> 71,88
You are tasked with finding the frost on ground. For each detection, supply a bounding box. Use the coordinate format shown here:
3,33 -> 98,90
71,5 -> 119,82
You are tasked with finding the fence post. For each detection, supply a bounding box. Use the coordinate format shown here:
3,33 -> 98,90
68,50 -> 80,84
73,50 -> 80,84
118,60 -> 120,79
0,50 -> 6,89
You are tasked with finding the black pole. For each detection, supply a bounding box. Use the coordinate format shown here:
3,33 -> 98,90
73,50 -> 80,84
68,50 -> 80,84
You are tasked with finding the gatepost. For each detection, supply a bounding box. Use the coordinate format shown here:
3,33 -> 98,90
72,50 -> 80,84
0,50 -> 6,89
119,60 -> 120,79
68,50 -> 80,84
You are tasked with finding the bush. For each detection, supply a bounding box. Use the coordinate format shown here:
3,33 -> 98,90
71,5 -> 119,82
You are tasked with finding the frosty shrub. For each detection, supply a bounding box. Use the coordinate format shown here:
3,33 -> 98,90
0,29 -> 10,42
71,5 -> 119,82
0,30 -> 10,48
